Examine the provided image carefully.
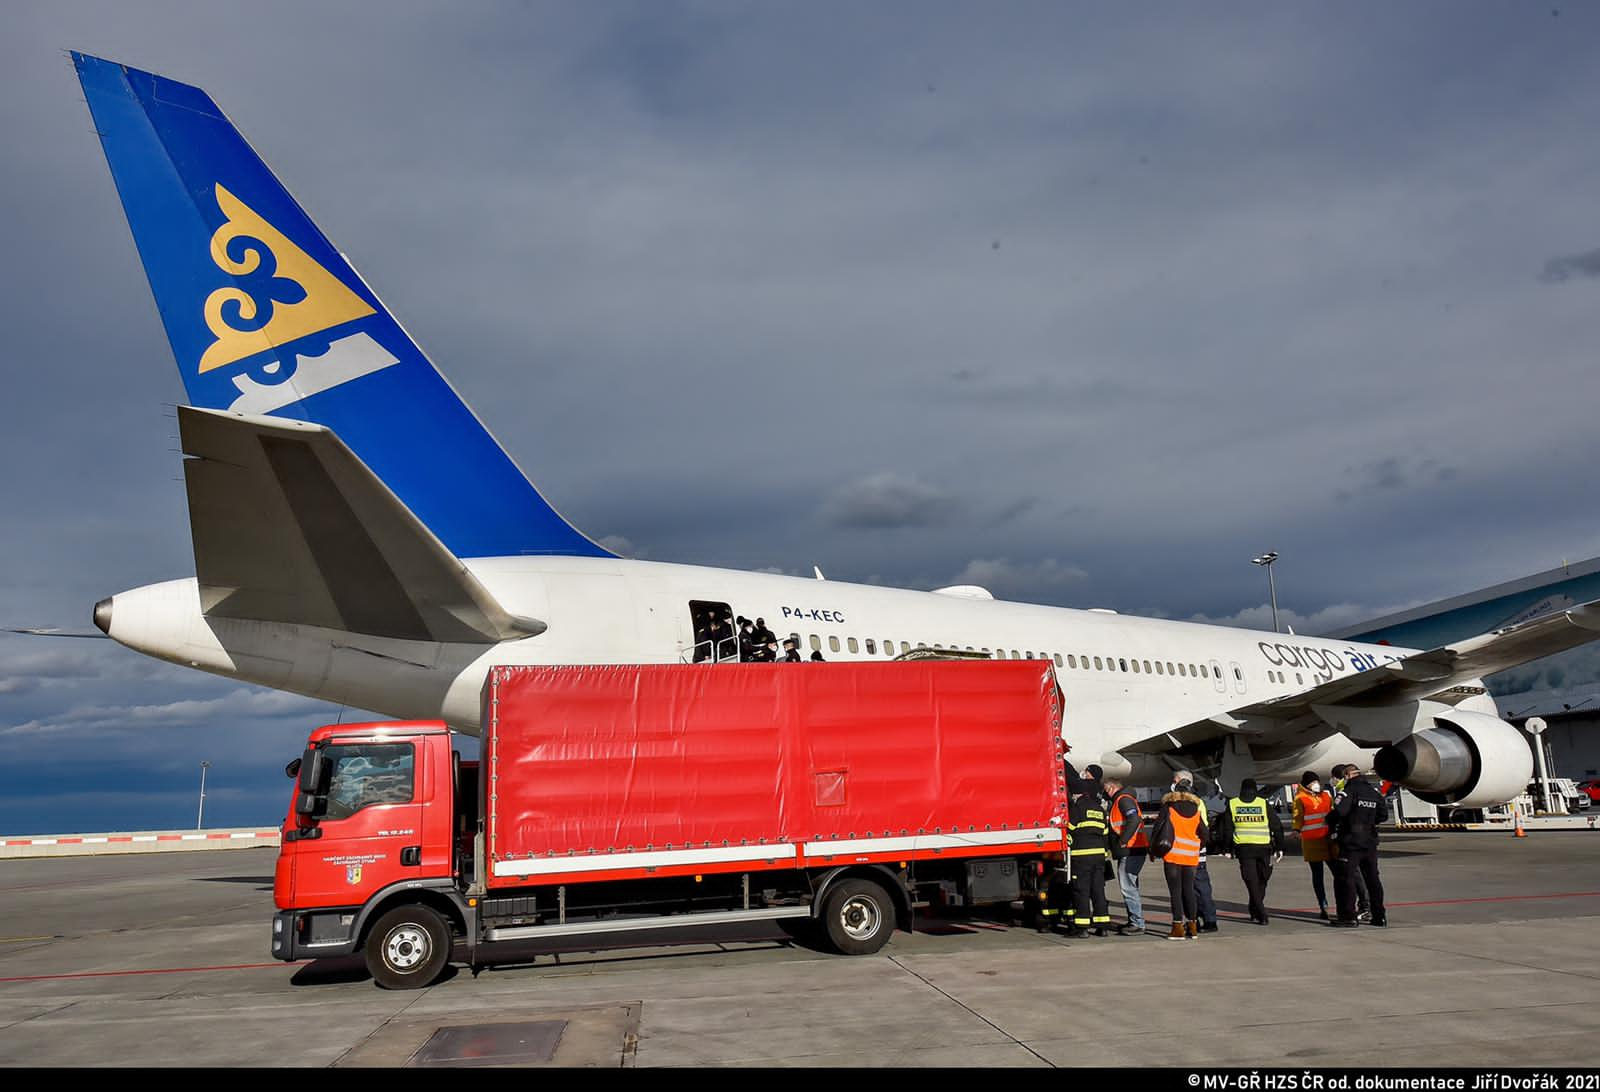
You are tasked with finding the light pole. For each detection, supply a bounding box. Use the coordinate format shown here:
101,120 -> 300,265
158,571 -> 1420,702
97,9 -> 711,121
197,761 -> 212,829
1251,552 -> 1280,633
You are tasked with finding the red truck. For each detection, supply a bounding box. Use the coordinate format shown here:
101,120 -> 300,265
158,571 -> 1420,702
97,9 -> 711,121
271,660 -> 1067,988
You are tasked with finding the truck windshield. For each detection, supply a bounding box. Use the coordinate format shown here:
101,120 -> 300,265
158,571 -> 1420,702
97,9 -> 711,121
322,743 -> 414,820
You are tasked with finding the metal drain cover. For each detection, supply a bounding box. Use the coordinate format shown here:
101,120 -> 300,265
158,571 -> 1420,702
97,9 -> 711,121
410,1020 -> 568,1067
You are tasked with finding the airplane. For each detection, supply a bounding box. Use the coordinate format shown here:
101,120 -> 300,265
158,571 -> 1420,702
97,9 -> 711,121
71,52 -> 1600,808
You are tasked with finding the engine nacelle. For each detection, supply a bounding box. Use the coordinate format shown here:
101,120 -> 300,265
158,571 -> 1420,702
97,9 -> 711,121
1373,709 -> 1531,808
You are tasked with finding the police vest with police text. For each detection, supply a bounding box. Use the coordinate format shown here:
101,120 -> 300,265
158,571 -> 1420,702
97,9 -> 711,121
1227,796 -> 1272,846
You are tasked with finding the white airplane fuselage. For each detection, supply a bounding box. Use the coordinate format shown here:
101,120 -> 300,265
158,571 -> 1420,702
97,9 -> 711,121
100,555 -> 1478,786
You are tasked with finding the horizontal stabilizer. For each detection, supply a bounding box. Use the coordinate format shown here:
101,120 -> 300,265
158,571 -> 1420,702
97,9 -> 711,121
179,406 -> 542,643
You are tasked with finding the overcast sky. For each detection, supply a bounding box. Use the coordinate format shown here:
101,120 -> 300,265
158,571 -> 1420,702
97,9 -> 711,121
4,2 -> 1599,833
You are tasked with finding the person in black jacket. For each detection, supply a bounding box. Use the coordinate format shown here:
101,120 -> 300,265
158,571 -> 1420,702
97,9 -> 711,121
1327,765 -> 1372,921
1213,778 -> 1287,925
1065,774 -> 1112,936
1327,765 -> 1389,928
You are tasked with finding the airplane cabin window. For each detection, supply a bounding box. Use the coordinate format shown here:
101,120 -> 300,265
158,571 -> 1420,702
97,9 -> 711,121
1155,662 -> 1164,675
1234,667 -> 1243,681
1131,659 -> 1140,673
829,636 -> 841,653
810,634 -> 821,652
1118,658 -> 1128,672
1143,660 -> 1152,673
1053,653 -> 1064,667
1167,662 -> 1175,675
1178,663 -> 1186,676
865,638 -> 876,654
847,637 -> 859,654
1067,654 -> 1076,668
1094,656 -> 1103,670
1011,649 -> 1021,659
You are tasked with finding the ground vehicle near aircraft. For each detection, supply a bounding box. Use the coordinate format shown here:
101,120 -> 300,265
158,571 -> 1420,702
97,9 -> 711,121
76,52 -> 1596,804
1527,777 -> 1591,812
271,660 -> 1066,988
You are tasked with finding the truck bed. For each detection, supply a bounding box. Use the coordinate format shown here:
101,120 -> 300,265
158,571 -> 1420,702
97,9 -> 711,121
482,661 -> 1065,888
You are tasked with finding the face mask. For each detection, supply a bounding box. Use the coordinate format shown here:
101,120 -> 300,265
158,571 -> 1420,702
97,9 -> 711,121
1332,778 -> 1346,791
1308,781 -> 1321,793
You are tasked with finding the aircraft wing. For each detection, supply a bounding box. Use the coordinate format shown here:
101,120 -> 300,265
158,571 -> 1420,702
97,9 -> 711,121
180,406 -> 543,644
1123,600 -> 1600,753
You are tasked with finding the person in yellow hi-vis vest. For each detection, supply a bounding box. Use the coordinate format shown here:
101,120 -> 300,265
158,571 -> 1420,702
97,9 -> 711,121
1213,778 -> 1287,925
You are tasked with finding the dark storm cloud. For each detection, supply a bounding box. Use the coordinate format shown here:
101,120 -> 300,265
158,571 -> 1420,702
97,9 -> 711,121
819,472 -> 959,530
1539,247 -> 1600,284
7,2 -> 1600,829
1334,455 -> 1459,503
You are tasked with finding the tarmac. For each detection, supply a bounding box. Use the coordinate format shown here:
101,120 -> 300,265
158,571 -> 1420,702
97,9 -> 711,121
1,830 -> 1598,1067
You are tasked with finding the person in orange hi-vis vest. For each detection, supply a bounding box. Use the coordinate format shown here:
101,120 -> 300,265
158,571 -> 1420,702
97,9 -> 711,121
1291,771 -> 1335,921
1103,776 -> 1149,936
1148,783 -> 1210,940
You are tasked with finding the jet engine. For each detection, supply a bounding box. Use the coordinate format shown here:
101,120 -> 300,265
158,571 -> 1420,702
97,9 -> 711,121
1373,709 -> 1531,808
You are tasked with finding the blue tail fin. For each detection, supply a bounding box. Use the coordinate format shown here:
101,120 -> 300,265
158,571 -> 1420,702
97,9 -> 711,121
73,52 -> 611,560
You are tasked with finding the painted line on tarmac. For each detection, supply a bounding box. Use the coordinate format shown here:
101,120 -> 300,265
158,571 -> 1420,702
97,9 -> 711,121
0,936 -> 55,944
1283,890 -> 1600,913
0,960 -> 305,983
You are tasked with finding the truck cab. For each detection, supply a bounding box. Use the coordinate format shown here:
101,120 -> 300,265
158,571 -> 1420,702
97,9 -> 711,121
272,723 -> 472,970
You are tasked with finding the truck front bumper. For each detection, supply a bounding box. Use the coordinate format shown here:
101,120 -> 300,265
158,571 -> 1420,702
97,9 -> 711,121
271,908 -> 361,961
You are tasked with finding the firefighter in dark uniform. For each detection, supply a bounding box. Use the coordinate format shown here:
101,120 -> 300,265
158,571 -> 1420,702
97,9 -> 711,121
1065,766 -> 1113,936
1044,760 -> 1093,931
1328,766 -> 1389,927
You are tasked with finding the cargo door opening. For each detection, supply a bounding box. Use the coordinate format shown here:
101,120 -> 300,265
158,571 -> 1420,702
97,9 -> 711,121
688,600 -> 737,662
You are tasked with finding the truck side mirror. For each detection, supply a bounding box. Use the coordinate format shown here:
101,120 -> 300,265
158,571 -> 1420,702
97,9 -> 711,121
285,757 -> 302,779
297,747 -> 329,794
295,791 -> 328,818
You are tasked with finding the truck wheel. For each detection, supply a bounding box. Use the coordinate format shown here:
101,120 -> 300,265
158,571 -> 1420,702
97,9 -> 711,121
820,878 -> 895,956
365,905 -> 451,990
